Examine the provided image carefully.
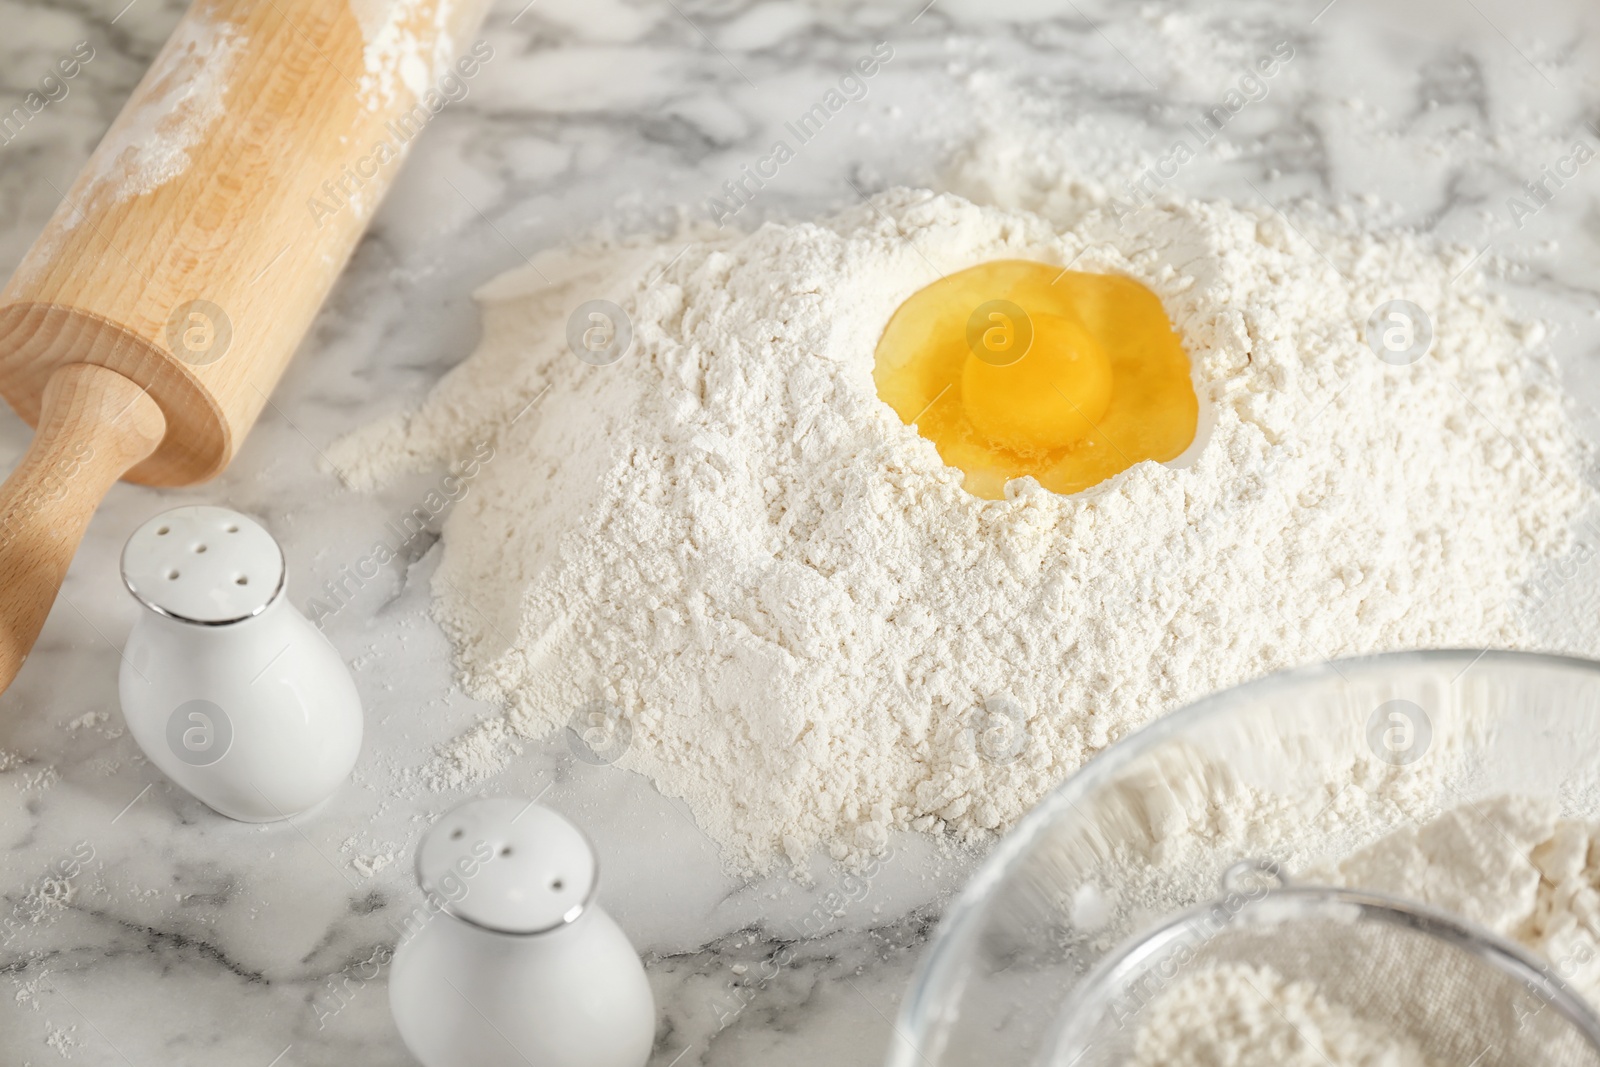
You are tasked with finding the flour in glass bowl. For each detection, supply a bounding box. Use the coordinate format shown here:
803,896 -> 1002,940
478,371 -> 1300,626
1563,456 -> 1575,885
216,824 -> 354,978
1131,962 -> 1444,1067
329,159 -> 1589,875
1128,795 -> 1600,1063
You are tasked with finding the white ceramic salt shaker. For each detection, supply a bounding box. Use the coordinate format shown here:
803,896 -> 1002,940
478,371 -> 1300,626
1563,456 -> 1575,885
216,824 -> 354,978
389,798 -> 655,1067
118,505 -> 362,822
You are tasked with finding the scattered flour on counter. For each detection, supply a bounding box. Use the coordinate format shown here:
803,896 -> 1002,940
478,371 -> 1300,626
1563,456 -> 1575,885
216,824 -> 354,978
416,717 -> 522,791
353,851 -> 399,877
44,1022 -> 79,1059
19,875 -> 77,923
338,830 -> 405,877
14,974 -> 44,1012
330,173 -> 1589,873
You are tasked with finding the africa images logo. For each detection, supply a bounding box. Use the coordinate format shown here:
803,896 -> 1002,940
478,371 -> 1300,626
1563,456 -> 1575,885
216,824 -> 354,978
166,699 -> 233,767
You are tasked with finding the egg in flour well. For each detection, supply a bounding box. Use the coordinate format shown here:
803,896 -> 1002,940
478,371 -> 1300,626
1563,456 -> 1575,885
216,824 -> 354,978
873,259 -> 1199,498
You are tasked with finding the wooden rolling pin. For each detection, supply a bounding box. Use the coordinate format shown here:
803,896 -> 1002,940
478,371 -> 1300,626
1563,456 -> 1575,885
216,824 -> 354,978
0,0 -> 488,693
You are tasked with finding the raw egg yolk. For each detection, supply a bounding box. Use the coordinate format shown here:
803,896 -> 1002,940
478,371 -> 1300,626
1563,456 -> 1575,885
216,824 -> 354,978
873,259 -> 1199,499
961,311 -> 1113,453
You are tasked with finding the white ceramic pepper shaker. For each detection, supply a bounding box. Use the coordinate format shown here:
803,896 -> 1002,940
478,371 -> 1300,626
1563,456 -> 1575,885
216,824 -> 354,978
118,505 -> 362,821
389,798 -> 655,1067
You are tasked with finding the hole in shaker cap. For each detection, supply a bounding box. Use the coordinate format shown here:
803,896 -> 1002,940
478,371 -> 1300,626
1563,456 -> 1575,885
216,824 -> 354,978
224,523 -> 239,533
156,526 -> 170,536
235,575 -> 248,585
550,878 -> 563,891
500,845 -> 513,857
450,828 -> 464,840
193,544 -> 207,554
166,569 -> 179,580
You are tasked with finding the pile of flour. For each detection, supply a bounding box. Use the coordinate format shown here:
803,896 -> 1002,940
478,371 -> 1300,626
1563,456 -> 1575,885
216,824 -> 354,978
330,177 -> 1588,873
1129,796 -> 1600,1064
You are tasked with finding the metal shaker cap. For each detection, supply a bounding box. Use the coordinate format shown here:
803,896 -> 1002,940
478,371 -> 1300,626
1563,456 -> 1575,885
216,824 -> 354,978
416,797 -> 599,936
121,506 -> 285,625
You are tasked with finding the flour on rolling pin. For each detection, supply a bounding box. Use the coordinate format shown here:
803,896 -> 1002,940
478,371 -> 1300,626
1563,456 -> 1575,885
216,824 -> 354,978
351,0 -> 464,112
79,11 -> 246,212
5,11 -> 246,293
75,0 -> 463,216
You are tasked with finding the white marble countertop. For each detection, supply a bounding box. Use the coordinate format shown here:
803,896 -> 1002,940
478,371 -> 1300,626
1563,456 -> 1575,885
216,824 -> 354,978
4,0 -> 1600,1064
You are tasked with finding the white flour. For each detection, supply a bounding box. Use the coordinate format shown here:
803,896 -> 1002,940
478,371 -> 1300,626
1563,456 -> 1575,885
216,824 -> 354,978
1131,796 -> 1600,1062
79,10 -> 244,208
1316,794 -> 1600,1003
330,175 -> 1588,873
1132,963 -> 1442,1067
350,0 -> 461,111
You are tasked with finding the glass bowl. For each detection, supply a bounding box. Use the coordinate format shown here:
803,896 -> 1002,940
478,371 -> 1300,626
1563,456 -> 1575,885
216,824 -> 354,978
888,650 -> 1600,1066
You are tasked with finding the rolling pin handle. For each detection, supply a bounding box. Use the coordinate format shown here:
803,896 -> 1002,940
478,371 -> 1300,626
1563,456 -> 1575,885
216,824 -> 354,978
0,363 -> 166,692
